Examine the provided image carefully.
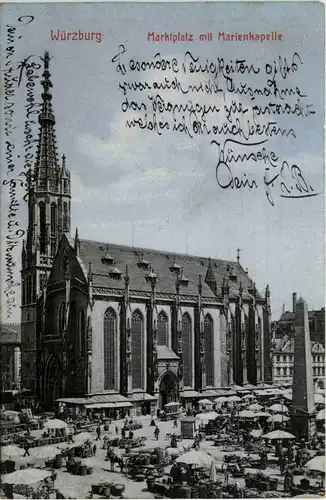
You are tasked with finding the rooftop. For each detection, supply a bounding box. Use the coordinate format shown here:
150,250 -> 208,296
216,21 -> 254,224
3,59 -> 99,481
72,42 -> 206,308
79,238 -> 262,301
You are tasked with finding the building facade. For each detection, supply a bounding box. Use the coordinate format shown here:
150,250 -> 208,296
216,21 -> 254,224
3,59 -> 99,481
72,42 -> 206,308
0,324 -> 21,391
20,52 -> 273,413
273,293 -> 325,345
272,293 -> 325,391
272,338 -> 325,390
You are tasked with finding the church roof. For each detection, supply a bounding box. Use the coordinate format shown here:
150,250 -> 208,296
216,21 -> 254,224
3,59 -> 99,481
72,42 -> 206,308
78,239 -> 262,301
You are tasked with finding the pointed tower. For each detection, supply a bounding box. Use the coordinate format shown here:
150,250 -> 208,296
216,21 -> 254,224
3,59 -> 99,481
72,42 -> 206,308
21,51 -> 71,396
204,258 -> 217,295
291,297 -> 316,440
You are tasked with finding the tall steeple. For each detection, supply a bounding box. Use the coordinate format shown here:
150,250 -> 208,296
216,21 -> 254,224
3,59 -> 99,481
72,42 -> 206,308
21,51 -> 71,397
34,51 -> 59,183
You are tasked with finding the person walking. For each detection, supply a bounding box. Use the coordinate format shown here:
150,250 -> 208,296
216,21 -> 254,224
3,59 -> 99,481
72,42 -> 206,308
96,425 -> 101,441
23,441 -> 31,457
154,426 -> 160,440
278,453 -> 286,474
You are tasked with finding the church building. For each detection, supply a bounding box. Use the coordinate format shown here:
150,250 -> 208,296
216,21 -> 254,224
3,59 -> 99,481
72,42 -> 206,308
21,52 -> 273,415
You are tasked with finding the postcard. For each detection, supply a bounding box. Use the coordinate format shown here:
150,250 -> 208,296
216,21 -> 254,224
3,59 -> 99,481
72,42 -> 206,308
0,2 -> 325,497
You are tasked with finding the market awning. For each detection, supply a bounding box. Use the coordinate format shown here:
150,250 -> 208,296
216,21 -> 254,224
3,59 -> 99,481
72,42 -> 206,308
128,393 -> 158,402
56,398 -> 92,405
85,403 -> 117,409
200,390 -> 220,397
179,391 -> 201,398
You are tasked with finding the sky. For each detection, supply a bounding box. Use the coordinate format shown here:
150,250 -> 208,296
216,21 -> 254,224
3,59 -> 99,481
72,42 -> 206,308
1,2 -> 324,323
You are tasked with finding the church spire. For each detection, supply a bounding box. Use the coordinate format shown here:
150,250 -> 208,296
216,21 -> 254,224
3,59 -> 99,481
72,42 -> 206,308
205,258 -> 217,295
34,51 -> 60,186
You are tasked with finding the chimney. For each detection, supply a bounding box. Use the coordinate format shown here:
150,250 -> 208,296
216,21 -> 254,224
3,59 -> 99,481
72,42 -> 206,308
293,292 -> 297,313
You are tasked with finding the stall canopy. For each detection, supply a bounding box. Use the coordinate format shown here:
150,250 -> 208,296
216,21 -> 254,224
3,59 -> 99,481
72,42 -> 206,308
84,394 -> 132,409
179,391 -> 201,398
44,418 -> 68,430
128,393 -> 158,402
57,394 -> 132,409
200,390 -> 221,398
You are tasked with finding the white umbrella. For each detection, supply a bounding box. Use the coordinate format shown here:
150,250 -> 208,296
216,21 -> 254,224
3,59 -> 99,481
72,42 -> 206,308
255,390 -> 270,396
238,410 -> 257,419
263,430 -> 295,441
283,393 -> 292,401
242,394 -> 255,400
176,451 -> 214,467
255,412 -> 271,418
248,403 -> 264,412
305,455 -> 325,474
316,409 -> 325,421
196,412 -> 218,421
198,398 -> 213,405
267,388 -> 284,395
214,397 -> 228,404
44,418 -> 68,430
74,431 -> 93,442
0,445 -> 22,459
267,414 -> 290,424
269,404 -> 289,413
2,468 -> 53,485
228,395 -> 242,402
209,459 -> 217,482
165,402 -> 181,408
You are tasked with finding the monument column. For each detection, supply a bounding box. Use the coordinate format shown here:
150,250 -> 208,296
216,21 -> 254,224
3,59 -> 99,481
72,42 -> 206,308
291,297 -> 316,441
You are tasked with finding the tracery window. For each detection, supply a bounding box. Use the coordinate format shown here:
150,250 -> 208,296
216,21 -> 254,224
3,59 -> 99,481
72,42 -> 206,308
131,310 -> 144,389
39,202 -> 46,254
182,313 -> 192,387
204,314 -> 214,386
157,311 -> 168,346
58,302 -> 66,333
79,309 -> 86,356
104,308 -> 116,390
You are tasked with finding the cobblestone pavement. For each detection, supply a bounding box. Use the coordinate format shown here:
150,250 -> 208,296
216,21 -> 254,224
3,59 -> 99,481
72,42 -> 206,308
9,415 -> 320,498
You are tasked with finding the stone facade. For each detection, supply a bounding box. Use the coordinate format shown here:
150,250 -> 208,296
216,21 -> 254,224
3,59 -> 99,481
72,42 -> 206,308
20,52 -> 273,412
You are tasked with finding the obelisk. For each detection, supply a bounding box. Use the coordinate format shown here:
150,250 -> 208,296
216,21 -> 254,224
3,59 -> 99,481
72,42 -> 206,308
291,297 -> 316,441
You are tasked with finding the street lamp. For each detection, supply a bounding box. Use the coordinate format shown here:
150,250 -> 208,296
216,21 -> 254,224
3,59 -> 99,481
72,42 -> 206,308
237,408 -> 240,443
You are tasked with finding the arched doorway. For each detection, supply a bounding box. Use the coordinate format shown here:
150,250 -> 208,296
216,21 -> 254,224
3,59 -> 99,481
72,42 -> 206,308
42,354 -> 63,410
159,371 -> 178,409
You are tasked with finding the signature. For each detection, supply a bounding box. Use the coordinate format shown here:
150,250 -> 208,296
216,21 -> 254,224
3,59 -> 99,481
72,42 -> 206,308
212,139 -> 318,206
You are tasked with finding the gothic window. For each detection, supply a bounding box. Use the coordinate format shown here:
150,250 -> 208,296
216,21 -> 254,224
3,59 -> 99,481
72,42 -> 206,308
51,203 -> 57,235
204,314 -> 214,386
69,301 -> 76,346
104,308 -> 116,391
45,302 -> 53,334
182,313 -> 192,387
33,275 -> 36,302
63,202 -> 68,231
59,302 -> 65,333
157,311 -> 168,346
26,276 -> 32,304
39,202 -> 46,254
79,309 -> 86,356
131,310 -> 144,390
22,277 -> 25,305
